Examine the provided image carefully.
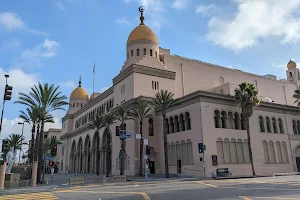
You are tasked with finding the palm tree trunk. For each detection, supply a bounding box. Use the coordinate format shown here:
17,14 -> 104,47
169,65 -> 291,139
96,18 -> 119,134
96,134 -> 100,175
30,125 -> 35,164
105,131 -> 111,177
163,113 -> 169,178
246,118 -> 256,176
34,124 -> 40,162
138,120 -> 144,176
38,120 -> 45,183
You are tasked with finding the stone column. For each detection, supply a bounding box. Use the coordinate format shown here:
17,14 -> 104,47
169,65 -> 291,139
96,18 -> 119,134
0,161 -> 7,189
31,161 -> 38,187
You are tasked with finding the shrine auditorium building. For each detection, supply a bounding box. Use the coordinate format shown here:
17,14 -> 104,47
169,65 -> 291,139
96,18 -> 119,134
60,8 -> 300,177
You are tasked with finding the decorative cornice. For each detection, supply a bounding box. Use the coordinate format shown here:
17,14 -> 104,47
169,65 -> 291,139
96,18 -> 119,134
113,64 -> 176,85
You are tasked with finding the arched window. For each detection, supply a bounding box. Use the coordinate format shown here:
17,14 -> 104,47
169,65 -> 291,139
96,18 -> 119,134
73,103 -> 75,107
186,139 -> 194,165
221,111 -> 227,128
297,120 -> 300,135
137,49 -> 140,56
174,116 -> 179,132
181,140 -> 188,165
150,49 -> 153,56
241,114 -> 246,130
179,114 -> 185,131
289,72 -> 293,77
269,141 -> 276,163
234,112 -> 240,129
262,140 -> 270,163
223,138 -> 231,163
155,51 -> 158,57
143,48 -> 146,55
165,118 -> 170,134
266,117 -> 271,132
259,116 -> 265,132
276,141 -> 283,163
127,53 -> 129,59
185,112 -> 191,130
216,138 -> 224,164
281,142 -> 289,163
228,112 -> 234,129
131,50 -> 133,57
219,77 -> 224,85
149,118 -> 154,136
77,103 -> 79,107
169,117 -> 174,133
272,118 -> 278,133
81,103 -> 83,107
214,110 -> 220,128
293,120 -> 297,134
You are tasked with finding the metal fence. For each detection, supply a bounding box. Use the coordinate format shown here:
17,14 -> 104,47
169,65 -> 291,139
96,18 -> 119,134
4,180 -> 32,189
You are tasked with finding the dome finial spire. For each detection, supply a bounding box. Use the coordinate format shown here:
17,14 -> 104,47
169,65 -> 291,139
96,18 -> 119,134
139,6 -> 145,25
79,75 -> 82,87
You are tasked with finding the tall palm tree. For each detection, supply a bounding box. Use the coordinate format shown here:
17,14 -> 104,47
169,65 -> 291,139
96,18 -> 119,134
150,90 -> 177,178
101,113 -> 116,177
114,104 -> 133,175
15,82 -> 68,183
6,134 -> 26,150
19,107 -> 54,163
89,114 -> 105,175
293,86 -> 300,106
234,82 -> 260,176
129,100 -> 152,176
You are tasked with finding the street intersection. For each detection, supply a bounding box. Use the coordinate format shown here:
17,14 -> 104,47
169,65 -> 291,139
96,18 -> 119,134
1,176 -> 300,199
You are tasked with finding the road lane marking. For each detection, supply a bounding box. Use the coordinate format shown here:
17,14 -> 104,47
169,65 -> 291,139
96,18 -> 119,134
196,181 -> 218,188
239,196 -> 252,200
0,192 -> 58,200
141,192 -> 151,200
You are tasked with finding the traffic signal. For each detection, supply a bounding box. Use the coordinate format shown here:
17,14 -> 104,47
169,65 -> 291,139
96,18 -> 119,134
116,126 -> 120,136
198,143 -> 204,153
2,139 -> 9,153
146,145 -> 150,155
51,145 -> 57,157
4,85 -> 12,101
49,160 -> 53,166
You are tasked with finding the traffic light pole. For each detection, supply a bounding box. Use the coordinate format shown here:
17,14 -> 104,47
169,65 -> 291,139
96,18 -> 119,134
0,100 -> 6,138
199,104 -> 210,178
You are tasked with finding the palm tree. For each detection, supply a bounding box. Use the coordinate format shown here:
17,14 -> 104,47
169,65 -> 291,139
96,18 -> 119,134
15,82 -> 68,183
150,90 -> 177,178
89,114 -> 105,175
6,134 -> 26,150
19,107 -> 54,163
101,113 -> 116,177
114,104 -> 133,175
293,86 -> 300,106
234,82 -> 260,176
129,100 -> 152,176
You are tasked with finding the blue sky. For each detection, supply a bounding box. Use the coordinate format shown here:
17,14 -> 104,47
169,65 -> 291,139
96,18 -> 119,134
0,0 -> 300,143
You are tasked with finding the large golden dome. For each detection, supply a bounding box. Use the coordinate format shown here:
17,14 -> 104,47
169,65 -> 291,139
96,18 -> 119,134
287,59 -> 297,69
70,77 -> 89,100
127,6 -> 158,45
127,25 -> 158,44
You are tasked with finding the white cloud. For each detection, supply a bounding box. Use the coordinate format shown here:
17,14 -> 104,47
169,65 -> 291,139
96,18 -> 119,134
206,0 -> 300,51
123,0 -> 165,31
172,0 -> 188,10
0,12 -> 24,30
195,4 -> 214,15
60,80 -> 76,88
19,39 -> 60,67
55,1 -> 65,11
0,12 -> 47,36
116,17 -> 132,26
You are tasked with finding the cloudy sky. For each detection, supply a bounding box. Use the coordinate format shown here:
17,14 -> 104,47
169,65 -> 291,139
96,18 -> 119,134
0,0 -> 300,147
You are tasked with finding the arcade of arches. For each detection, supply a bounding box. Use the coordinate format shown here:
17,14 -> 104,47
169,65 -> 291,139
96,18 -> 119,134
70,129 -> 112,175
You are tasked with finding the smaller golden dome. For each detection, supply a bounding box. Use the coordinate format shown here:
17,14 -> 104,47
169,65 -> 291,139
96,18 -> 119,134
70,76 -> 89,100
287,59 -> 297,69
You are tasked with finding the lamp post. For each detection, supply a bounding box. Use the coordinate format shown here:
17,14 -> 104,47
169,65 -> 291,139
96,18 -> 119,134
199,104 -> 210,178
18,122 -> 25,163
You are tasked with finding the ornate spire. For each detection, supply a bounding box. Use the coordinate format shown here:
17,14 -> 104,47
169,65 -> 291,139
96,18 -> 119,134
139,6 -> 145,25
79,75 -> 82,87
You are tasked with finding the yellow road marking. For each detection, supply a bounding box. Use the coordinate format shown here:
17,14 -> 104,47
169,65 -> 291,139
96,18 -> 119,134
0,192 -> 58,200
141,192 -> 151,200
239,196 -> 252,200
196,181 -> 218,188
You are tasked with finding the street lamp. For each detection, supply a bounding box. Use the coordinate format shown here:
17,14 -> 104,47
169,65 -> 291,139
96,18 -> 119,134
18,122 -> 25,163
199,104 -> 210,178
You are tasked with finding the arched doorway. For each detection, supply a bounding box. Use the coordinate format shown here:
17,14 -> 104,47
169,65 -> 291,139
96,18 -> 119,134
295,145 -> 300,172
84,135 -> 91,173
102,128 -> 112,176
71,141 -> 76,173
92,132 -> 100,174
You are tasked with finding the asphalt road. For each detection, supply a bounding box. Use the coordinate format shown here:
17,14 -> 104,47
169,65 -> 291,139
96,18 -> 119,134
1,176 -> 300,199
